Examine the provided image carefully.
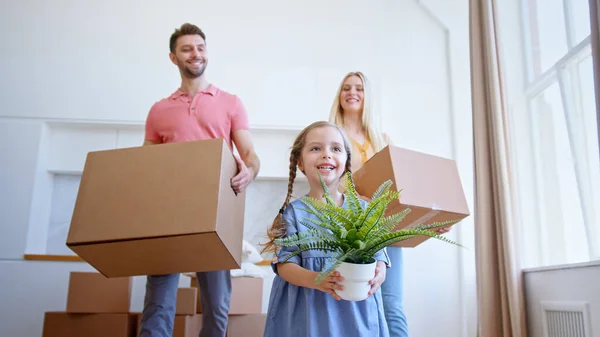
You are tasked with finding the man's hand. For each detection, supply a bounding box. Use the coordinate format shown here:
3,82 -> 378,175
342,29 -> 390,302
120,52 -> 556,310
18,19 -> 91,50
231,130 -> 260,193
231,155 -> 254,194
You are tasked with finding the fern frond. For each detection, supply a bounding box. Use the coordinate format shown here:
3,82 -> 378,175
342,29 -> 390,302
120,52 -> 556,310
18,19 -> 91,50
378,207 -> 411,229
296,201 -> 345,237
277,241 -> 343,265
300,197 -> 356,231
273,230 -> 316,247
296,215 -> 338,231
412,219 -> 461,231
366,208 -> 412,239
296,219 -> 320,232
356,191 -> 399,239
364,229 -> 464,257
342,172 -> 363,215
318,173 -> 337,206
370,179 -> 394,201
274,229 -> 338,247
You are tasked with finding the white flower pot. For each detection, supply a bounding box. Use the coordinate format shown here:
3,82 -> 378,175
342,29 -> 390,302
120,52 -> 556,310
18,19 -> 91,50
334,259 -> 377,301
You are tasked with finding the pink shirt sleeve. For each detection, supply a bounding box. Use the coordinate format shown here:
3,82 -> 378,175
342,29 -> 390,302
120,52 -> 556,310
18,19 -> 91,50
231,96 -> 249,131
144,106 -> 162,143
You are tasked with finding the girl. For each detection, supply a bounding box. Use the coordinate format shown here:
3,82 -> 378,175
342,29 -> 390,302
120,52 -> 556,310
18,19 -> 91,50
328,71 -> 451,337
262,121 -> 390,337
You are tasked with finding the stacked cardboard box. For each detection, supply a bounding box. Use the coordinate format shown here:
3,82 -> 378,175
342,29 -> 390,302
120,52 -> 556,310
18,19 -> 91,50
42,272 -> 266,336
42,272 -> 204,337
42,271 -> 136,337
189,274 -> 267,336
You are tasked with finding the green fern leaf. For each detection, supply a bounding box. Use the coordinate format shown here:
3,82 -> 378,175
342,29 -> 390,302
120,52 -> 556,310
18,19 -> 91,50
364,229 -> 464,257
412,219 -> 461,231
355,191 -> 398,239
277,244 -> 341,265
367,208 -> 412,239
370,179 -> 394,201
300,197 -> 356,231
296,202 -> 345,237
317,173 -> 337,206
342,172 -> 363,215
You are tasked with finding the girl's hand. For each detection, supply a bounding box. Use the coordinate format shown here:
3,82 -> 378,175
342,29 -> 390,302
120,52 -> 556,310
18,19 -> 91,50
367,261 -> 387,297
315,271 -> 344,301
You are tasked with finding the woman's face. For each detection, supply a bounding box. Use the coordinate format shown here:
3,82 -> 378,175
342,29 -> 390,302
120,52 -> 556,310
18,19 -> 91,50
339,75 -> 364,115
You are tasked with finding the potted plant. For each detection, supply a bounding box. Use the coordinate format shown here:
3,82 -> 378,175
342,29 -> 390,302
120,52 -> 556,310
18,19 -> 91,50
274,171 -> 463,301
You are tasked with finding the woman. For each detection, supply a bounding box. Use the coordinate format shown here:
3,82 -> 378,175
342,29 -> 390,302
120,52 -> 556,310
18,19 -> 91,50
328,71 -> 450,337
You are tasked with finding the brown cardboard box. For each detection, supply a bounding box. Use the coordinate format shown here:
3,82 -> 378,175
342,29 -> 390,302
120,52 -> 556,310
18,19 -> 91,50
190,276 -> 263,314
42,312 -> 137,337
352,145 -> 470,247
227,314 -> 267,337
66,272 -> 132,313
135,313 -> 203,337
66,138 -> 246,277
176,287 -> 198,315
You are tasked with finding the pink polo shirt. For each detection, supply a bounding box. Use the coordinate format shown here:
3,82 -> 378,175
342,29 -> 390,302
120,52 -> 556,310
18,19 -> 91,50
144,84 -> 249,150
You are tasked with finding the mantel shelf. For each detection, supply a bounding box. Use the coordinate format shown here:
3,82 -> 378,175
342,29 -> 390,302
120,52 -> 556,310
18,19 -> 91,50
23,254 -> 271,266
0,116 -> 304,134
47,169 -> 307,182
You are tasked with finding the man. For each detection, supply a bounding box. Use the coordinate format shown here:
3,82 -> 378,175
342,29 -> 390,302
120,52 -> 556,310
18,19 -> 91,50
139,23 -> 260,337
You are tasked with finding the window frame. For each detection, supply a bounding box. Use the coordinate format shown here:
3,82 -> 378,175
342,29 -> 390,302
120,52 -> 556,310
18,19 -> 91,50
519,0 -> 598,263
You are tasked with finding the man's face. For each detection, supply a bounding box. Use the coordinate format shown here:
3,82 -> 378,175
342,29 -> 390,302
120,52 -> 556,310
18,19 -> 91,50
170,34 -> 207,79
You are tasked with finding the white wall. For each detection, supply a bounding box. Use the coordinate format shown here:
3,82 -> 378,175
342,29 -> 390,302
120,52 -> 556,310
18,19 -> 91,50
524,261 -> 600,337
0,1 -> 475,336
412,1 -> 476,336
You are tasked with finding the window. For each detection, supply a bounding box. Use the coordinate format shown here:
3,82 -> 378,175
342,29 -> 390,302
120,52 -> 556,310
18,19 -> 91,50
516,0 -> 599,268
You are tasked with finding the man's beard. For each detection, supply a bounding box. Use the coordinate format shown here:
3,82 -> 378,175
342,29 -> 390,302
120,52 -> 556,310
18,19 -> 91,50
180,60 -> 206,79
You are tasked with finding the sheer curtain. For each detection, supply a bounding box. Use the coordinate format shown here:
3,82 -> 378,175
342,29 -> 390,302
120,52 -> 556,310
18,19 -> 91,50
470,0 -> 528,335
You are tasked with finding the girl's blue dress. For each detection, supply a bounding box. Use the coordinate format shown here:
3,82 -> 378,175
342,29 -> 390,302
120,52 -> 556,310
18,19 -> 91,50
263,195 -> 390,337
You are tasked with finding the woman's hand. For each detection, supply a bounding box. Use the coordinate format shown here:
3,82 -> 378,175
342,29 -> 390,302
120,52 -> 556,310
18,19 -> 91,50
367,261 -> 387,297
434,226 -> 452,235
315,271 -> 344,301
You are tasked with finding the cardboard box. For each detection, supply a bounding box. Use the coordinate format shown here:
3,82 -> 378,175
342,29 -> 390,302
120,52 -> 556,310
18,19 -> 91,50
352,145 -> 470,247
190,276 -> 263,315
227,314 -> 267,337
176,287 -> 198,315
66,272 -> 132,313
42,312 -> 137,337
66,139 -> 246,277
135,314 -> 202,337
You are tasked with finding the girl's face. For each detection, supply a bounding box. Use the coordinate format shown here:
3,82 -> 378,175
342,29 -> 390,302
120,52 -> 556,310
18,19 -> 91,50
339,75 -> 364,115
298,126 -> 348,190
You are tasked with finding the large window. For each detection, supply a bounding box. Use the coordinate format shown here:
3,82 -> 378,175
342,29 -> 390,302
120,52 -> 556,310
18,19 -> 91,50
517,0 -> 599,267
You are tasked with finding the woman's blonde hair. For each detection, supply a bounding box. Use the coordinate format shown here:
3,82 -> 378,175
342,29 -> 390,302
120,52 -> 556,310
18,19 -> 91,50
261,121 -> 352,254
328,71 -> 386,152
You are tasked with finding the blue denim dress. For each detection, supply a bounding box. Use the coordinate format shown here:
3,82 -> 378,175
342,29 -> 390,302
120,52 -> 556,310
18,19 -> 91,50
263,196 -> 390,337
